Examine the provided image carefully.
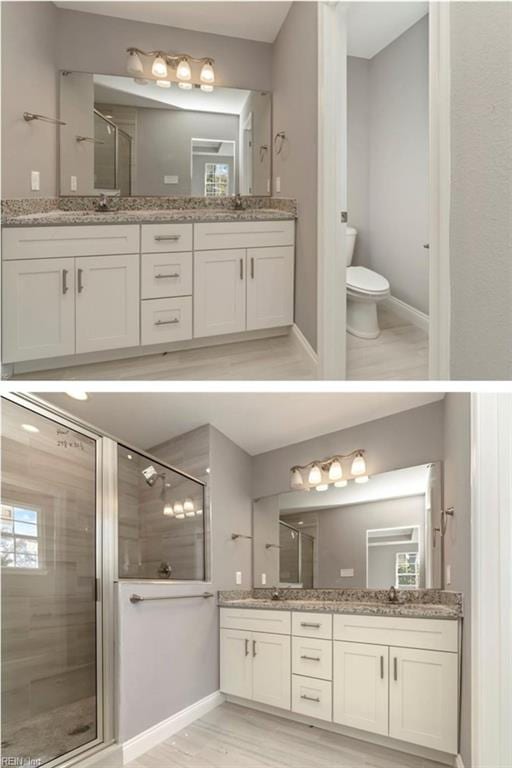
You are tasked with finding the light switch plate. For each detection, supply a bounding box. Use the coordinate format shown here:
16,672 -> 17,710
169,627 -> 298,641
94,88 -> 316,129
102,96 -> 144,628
235,571 -> 242,585
31,171 -> 40,191
446,564 -> 452,585
164,175 -> 178,184
339,568 -> 354,578
261,573 -> 266,585
275,176 -> 281,193
70,175 -> 77,192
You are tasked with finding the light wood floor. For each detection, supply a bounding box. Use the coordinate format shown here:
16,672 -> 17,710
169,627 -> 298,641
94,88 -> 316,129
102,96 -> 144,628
126,702 -> 447,768
14,307 -> 428,381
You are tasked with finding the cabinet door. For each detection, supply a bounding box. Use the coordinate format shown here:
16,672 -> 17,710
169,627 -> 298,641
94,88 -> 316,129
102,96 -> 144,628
389,647 -> 458,754
2,258 -> 75,362
333,641 -> 388,736
75,254 -> 139,353
194,250 -> 246,338
220,629 -> 252,700
251,632 -> 290,710
246,246 -> 294,330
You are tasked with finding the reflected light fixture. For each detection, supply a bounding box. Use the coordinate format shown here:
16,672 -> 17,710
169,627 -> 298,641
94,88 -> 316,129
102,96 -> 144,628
290,450 -> 369,491
156,80 -> 171,88
22,423 -> 39,433
163,503 -> 174,516
173,502 -> 184,516
200,84 -> 214,93
184,498 -> 194,513
178,82 -> 193,90
66,390 -> 88,401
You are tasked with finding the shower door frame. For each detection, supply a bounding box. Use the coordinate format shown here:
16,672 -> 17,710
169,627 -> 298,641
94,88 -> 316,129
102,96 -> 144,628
1,394 -> 116,768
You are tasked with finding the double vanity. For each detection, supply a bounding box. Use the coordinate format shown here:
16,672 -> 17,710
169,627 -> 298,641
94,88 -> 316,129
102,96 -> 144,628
1,202 -> 296,371
218,589 -> 462,762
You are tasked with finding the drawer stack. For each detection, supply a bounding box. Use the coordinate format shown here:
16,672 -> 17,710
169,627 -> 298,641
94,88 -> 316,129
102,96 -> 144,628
291,612 -> 333,722
140,224 -> 193,345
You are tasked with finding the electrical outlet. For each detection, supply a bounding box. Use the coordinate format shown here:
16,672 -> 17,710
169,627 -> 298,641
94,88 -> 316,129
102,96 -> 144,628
446,564 -> 452,586
275,176 -> 281,193
70,175 -> 77,192
339,568 -> 354,578
235,571 -> 242,585
261,573 -> 267,585
31,171 -> 40,191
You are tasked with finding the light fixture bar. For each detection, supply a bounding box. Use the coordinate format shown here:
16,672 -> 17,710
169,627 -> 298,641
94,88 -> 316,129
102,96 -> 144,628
126,47 -> 215,85
289,450 -> 368,491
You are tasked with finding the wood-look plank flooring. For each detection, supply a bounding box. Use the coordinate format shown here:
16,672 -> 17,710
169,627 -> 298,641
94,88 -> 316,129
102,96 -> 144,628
14,306 -> 428,381
347,304 -> 428,381
126,702 -> 447,768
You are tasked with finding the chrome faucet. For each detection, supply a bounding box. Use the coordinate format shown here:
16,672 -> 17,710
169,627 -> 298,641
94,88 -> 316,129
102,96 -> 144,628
271,587 -> 280,601
97,193 -> 109,212
158,561 -> 172,578
388,585 -> 399,603
234,193 -> 245,211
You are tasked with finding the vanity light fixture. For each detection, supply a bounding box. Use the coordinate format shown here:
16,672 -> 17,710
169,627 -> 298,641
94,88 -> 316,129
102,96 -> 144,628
290,449 -> 369,491
126,47 -> 215,89
163,503 -> 174,517
200,84 -> 214,93
156,80 -> 171,88
183,498 -> 194,512
178,82 -> 193,90
173,501 -> 184,516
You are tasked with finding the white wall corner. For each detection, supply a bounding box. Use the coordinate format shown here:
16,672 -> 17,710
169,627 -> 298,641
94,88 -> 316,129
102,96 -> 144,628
454,754 -> 464,768
121,691 -> 224,764
385,296 -> 429,334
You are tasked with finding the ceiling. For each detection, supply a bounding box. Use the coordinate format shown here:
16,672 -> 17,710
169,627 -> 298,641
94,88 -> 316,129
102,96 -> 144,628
347,1 -> 428,59
279,463 -> 431,514
55,1 -> 292,43
38,392 -> 444,456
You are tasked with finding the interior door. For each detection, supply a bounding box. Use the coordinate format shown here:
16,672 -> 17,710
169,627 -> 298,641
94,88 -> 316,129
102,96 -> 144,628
251,632 -> 290,710
194,249 -> 246,338
246,247 -> 294,330
389,646 -> 458,754
220,628 -> 252,699
75,254 -> 139,353
2,258 -> 75,362
333,641 -> 389,735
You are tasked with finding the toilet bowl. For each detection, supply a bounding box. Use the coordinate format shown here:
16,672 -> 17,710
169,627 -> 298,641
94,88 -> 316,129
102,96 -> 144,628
345,227 -> 390,339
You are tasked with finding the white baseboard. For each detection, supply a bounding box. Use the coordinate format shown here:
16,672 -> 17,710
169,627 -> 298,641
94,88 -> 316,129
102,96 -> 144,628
291,323 -> 319,367
122,691 -> 224,764
454,754 -> 464,768
385,295 -> 429,333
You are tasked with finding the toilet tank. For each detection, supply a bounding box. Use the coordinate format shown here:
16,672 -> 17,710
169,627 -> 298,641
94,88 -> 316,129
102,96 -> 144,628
346,226 -> 357,266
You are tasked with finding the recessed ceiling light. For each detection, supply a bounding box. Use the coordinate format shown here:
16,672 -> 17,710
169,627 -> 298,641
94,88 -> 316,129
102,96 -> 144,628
66,390 -> 88,401
21,424 -> 39,433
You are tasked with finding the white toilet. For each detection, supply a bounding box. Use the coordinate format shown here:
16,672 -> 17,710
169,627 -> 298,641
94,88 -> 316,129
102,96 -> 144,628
346,227 -> 390,339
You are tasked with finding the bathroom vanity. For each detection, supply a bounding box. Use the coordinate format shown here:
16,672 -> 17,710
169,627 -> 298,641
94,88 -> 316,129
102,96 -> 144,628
1,209 -> 295,369
218,591 -> 462,762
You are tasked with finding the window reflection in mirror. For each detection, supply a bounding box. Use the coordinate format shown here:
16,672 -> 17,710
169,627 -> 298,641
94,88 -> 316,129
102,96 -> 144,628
117,446 -> 206,580
253,462 -> 443,590
60,71 -> 271,198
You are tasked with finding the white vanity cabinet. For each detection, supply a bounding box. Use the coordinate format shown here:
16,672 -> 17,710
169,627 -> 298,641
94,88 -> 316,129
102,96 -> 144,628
219,606 -> 460,759
194,249 -> 246,337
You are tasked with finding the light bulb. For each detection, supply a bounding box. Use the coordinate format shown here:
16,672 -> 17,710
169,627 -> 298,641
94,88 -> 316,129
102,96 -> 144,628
355,475 -> 369,484
176,57 -> 192,81
308,464 -> 322,486
328,459 -> 343,482
178,82 -> 193,90
200,84 -> 214,93
200,60 -> 215,84
351,452 -> 367,476
163,503 -> 174,516
334,479 -> 348,488
156,80 -> 171,88
196,509 -> 203,516
134,78 -> 150,85
175,512 -> 185,519
126,50 -> 144,76
173,502 -> 183,515
184,498 -> 194,512
290,468 -> 304,490
315,484 -> 328,492
185,510 -> 195,518
66,390 -> 88,401
152,55 -> 168,78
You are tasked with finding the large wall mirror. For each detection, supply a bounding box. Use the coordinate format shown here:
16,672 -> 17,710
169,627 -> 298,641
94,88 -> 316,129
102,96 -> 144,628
253,462 -> 444,590
59,71 -> 271,197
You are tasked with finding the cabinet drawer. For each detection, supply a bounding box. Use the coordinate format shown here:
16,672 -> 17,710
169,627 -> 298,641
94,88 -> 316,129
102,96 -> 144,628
292,675 -> 332,722
2,225 -> 139,260
333,615 -> 458,653
194,220 -> 295,250
292,637 -> 332,681
292,612 -> 332,640
141,224 -> 192,253
220,608 -> 290,635
141,297 -> 192,346
141,252 -> 192,298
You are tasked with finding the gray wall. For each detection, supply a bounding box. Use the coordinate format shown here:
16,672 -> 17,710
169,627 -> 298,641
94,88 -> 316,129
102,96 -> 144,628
348,18 -> 429,314
272,2 -> 318,350
136,109 -> 238,196
60,72 -> 95,195
253,401 -> 445,500
253,495 -> 280,587
449,2 -> 512,379
239,91 -> 272,196
443,393 -> 471,767
1,1 -> 59,198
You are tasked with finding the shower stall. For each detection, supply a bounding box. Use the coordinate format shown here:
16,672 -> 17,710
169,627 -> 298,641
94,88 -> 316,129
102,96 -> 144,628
0,395 -> 206,768
279,520 -> 314,588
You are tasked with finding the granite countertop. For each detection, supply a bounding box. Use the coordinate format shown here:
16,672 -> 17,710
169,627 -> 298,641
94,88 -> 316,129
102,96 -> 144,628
2,207 -> 296,228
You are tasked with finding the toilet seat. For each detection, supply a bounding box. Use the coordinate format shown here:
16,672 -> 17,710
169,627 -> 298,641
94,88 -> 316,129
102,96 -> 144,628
347,266 -> 390,295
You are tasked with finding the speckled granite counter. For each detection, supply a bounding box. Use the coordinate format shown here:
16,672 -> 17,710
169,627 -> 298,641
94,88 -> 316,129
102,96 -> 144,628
218,588 -> 463,620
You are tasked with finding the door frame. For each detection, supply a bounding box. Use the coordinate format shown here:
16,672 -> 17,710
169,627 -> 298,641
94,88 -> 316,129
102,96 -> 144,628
316,1 -> 451,380
1,393 -> 116,768
470,393 -> 512,767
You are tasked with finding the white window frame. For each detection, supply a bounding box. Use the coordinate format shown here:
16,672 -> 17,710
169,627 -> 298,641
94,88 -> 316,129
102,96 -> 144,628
1,502 -> 42,572
395,550 -> 420,590
204,161 -> 230,198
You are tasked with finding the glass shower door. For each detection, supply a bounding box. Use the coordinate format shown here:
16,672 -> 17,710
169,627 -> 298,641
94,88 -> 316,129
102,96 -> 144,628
1,398 -> 101,767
